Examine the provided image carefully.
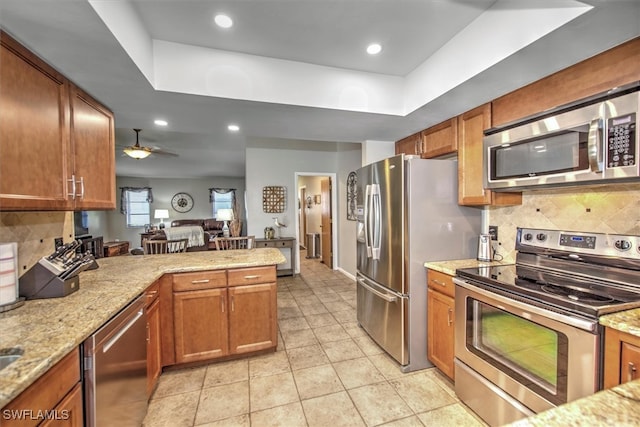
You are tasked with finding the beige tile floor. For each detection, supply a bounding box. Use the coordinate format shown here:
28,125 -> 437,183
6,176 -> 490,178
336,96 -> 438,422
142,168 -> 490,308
143,251 -> 487,427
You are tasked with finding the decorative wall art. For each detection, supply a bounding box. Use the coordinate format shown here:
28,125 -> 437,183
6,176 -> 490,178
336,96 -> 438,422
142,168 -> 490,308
262,186 -> 286,213
347,171 -> 357,221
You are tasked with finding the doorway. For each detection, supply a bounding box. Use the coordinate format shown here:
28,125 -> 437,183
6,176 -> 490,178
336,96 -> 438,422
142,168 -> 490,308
295,173 -> 336,273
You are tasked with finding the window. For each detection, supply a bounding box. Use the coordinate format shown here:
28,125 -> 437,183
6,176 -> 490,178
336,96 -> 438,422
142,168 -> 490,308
121,187 -> 152,227
209,188 -> 236,218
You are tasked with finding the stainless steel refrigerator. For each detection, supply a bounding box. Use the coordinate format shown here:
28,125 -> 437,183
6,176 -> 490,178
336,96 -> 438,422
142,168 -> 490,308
356,154 -> 480,372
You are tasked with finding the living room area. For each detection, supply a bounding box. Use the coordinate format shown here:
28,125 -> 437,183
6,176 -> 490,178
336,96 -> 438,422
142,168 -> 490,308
84,175 -> 247,254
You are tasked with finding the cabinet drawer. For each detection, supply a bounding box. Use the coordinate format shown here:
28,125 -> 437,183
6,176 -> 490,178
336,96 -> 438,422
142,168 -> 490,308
228,266 -> 276,286
427,269 -> 455,298
173,270 -> 227,292
145,280 -> 160,307
256,240 -> 293,248
3,349 -> 80,427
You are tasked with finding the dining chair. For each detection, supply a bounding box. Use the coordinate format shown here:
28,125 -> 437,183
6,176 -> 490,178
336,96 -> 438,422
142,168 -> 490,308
143,238 -> 188,254
214,236 -> 255,250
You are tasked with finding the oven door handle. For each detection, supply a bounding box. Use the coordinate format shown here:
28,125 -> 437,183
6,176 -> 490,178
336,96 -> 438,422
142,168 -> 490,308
453,277 -> 598,332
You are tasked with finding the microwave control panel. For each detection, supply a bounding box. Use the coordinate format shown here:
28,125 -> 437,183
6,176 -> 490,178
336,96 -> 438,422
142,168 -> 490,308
607,112 -> 636,168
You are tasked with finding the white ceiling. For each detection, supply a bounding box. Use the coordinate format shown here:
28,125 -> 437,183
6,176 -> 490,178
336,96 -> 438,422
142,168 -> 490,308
0,0 -> 638,179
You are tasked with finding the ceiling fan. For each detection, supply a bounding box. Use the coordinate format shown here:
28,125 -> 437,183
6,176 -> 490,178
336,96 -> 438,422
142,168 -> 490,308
122,129 -> 178,159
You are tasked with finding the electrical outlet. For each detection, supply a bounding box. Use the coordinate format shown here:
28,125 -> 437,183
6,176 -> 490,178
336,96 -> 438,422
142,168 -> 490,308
488,226 -> 498,241
54,237 -> 63,249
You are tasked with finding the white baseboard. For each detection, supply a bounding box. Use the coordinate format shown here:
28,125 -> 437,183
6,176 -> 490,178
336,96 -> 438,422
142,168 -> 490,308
338,267 -> 356,282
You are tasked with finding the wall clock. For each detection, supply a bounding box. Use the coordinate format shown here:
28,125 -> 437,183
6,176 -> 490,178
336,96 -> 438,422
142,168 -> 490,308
263,186 -> 285,213
171,192 -> 194,213
347,171 -> 357,221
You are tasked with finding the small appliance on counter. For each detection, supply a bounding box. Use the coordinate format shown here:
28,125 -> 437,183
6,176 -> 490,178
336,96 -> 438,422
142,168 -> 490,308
19,240 -> 99,300
477,234 -> 493,261
0,242 -> 24,312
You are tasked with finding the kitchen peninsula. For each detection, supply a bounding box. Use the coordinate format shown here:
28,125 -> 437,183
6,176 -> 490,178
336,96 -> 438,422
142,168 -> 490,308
0,248 -> 285,409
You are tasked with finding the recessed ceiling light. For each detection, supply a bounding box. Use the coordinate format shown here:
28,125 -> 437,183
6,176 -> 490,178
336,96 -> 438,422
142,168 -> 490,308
154,119 -> 168,126
228,124 -> 240,132
214,14 -> 233,29
366,43 -> 382,55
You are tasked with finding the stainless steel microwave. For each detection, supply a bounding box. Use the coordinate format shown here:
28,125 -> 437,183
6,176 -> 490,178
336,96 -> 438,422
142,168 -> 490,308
484,84 -> 639,191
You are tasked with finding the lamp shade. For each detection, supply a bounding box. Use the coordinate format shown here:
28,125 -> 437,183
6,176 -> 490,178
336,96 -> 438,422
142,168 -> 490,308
123,147 -> 151,159
154,209 -> 169,220
216,209 -> 234,221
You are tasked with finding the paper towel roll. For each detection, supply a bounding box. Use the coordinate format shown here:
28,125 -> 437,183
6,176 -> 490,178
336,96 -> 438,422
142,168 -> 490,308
0,243 -> 18,306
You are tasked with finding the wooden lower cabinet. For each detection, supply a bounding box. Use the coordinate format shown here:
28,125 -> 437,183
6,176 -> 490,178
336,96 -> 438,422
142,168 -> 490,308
229,283 -> 277,355
40,383 -> 83,427
603,326 -> 640,389
174,288 -> 229,364
426,269 -> 456,380
171,266 -> 278,365
146,291 -> 162,396
1,349 -> 82,427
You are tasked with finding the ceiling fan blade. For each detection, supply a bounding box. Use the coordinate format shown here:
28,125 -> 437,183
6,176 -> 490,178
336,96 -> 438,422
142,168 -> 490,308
149,148 -> 179,157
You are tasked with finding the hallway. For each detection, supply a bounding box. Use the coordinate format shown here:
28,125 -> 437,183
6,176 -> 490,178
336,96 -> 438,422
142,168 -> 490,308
143,251 -> 485,426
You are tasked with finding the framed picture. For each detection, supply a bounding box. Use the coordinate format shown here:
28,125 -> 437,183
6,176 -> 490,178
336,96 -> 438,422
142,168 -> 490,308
347,171 -> 357,221
263,186 -> 285,213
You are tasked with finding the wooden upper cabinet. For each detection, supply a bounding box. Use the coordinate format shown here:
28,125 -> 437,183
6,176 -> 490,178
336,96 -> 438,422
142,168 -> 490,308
0,31 -> 115,211
70,85 -> 115,209
395,132 -> 421,156
421,117 -> 458,158
492,37 -> 640,127
457,104 -> 521,206
0,31 -> 73,210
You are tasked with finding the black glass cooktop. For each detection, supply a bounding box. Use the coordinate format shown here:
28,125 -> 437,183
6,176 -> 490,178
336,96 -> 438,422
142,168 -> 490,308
456,263 -> 640,318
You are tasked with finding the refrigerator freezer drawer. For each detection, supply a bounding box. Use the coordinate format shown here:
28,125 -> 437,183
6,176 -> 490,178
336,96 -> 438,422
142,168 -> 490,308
356,275 -> 408,365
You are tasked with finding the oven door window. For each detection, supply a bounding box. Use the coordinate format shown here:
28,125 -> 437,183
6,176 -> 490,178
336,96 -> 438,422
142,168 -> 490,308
490,124 -> 589,180
467,299 -> 568,405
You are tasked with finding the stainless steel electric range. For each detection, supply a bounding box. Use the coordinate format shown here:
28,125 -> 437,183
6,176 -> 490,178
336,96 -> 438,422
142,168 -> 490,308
453,227 -> 640,426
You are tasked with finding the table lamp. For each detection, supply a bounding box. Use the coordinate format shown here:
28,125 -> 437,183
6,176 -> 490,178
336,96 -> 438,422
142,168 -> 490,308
154,209 -> 169,229
216,209 -> 234,237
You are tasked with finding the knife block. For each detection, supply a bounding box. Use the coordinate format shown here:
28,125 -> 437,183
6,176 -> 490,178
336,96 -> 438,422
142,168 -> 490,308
19,262 -> 80,299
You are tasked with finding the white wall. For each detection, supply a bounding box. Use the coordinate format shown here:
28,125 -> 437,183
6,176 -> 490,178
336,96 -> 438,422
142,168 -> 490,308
102,175 -> 245,247
246,141 -> 361,274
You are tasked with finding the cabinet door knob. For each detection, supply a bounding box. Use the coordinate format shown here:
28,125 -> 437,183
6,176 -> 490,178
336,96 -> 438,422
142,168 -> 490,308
628,362 -> 637,382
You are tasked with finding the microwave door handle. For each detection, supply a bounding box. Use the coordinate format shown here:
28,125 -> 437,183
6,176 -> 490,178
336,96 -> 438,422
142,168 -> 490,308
588,118 -> 604,173
364,184 -> 372,258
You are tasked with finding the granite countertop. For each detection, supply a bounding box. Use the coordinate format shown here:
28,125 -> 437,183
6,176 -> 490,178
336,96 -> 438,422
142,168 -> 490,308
424,258 -> 512,276
0,248 -> 286,408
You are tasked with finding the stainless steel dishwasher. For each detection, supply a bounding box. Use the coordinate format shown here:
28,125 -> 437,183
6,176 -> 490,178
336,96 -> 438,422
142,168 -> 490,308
83,295 -> 147,427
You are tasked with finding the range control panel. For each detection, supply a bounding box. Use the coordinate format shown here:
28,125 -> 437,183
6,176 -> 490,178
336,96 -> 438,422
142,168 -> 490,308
517,227 -> 640,260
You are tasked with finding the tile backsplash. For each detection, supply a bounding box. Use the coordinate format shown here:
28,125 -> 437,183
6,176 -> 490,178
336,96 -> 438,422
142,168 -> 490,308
0,212 -> 74,277
488,183 -> 640,262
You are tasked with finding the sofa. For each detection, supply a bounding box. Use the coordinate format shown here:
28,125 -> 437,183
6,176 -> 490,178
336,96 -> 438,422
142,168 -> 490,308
171,219 -> 225,237
147,219 -> 224,252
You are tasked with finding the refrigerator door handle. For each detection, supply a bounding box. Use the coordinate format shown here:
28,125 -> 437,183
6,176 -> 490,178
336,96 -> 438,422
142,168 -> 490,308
358,277 -> 397,303
364,184 -> 372,257
370,184 -> 381,260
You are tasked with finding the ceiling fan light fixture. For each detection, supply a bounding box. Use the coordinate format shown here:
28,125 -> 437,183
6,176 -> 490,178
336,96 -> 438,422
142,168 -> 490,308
123,147 -> 151,159
228,124 -> 240,132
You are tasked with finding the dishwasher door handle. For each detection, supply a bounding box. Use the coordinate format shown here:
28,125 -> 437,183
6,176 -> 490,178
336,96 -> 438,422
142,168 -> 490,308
102,309 -> 145,353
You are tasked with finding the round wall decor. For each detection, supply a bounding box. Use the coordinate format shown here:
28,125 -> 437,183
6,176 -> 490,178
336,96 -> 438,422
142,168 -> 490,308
171,192 -> 194,213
